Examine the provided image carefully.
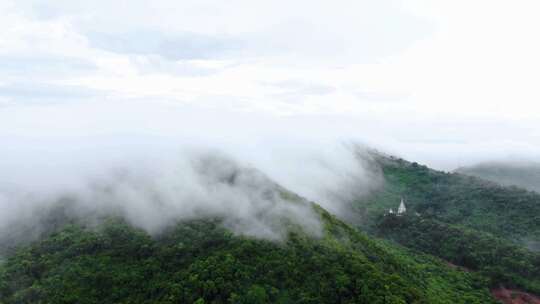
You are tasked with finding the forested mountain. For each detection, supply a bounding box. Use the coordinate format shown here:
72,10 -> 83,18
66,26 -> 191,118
456,161 -> 540,193
350,152 -> 540,299
355,153 -> 540,244
0,200 -> 496,303
2,152 -> 540,303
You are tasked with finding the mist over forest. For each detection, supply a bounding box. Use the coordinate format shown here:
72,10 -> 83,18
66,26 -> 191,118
2,1 -> 540,303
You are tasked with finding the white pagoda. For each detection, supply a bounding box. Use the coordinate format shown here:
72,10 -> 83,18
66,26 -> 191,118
397,197 -> 407,215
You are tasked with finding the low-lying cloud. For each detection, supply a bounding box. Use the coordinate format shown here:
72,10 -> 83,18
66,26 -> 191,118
0,101 -> 380,248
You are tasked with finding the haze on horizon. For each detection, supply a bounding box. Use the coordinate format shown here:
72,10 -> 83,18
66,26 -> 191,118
1,0 -> 540,170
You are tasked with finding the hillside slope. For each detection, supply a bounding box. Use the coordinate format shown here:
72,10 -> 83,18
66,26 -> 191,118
0,203 -> 496,304
356,154 -> 540,244
349,152 -> 540,296
376,214 -> 540,294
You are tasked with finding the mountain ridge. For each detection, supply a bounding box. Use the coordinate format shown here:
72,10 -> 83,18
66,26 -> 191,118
455,161 -> 540,193
0,192 -> 497,303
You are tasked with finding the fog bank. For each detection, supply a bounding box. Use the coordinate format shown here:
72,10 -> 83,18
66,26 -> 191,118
0,101 -> 380,244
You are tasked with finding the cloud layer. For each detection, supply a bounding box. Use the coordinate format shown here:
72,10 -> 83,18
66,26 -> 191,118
0,102 -> 382,248
2,1 -> 539,169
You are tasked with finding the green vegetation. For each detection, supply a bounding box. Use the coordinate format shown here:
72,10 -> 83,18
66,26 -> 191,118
4,152 -> 540,303
377,214 -> 540,294
0,206 -> 496,303
349,153 -> 540,297
357,154 -> 540,244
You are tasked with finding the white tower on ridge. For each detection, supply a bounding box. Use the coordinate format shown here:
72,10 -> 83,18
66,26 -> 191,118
397,197 -> 407,215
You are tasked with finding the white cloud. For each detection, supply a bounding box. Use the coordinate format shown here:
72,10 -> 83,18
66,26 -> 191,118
0,0 -> 539,171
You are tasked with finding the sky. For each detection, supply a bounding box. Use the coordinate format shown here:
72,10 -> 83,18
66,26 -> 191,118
1,0 -> 540,170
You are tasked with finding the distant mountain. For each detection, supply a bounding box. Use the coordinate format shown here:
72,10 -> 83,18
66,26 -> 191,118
455,161 -> 540,193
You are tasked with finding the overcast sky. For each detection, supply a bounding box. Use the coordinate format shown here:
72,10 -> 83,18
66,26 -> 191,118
1,0 -> 540,170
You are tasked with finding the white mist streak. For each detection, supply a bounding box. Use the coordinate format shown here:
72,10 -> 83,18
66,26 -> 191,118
0,101 -> 378,242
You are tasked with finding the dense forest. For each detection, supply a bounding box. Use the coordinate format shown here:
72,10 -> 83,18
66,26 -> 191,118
350,152 -> 540,299
355,153 -> 540,244
2,152 -> 540,303
377,214 -> 540,294
0,203 -> 496,303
